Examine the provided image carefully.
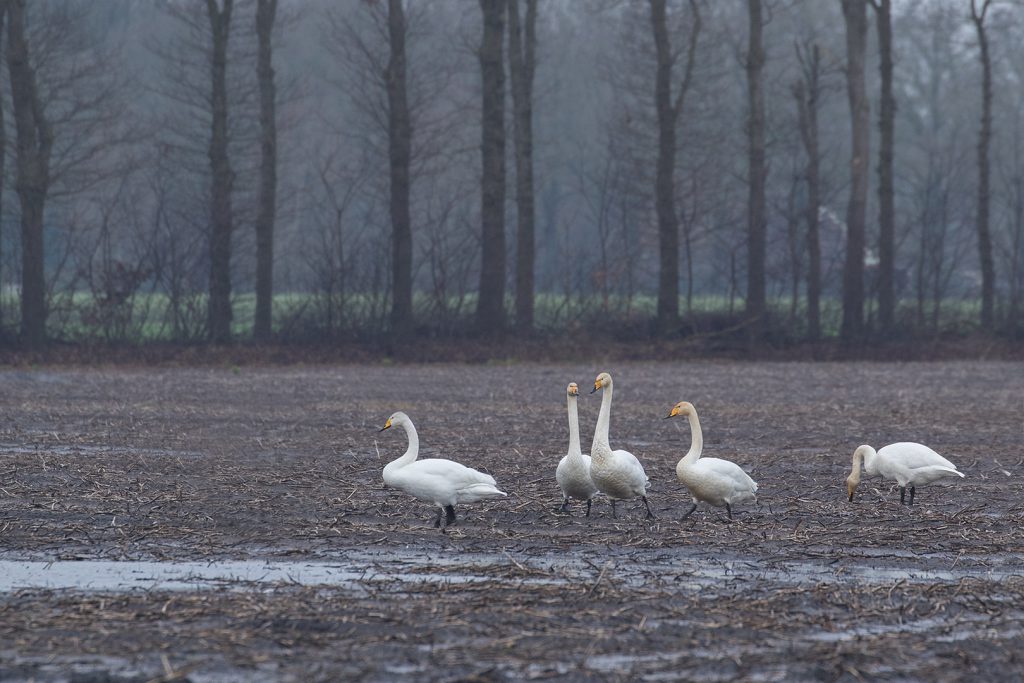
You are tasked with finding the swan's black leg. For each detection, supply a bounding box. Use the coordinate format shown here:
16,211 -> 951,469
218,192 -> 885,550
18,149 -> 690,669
642,496 -> 656,520
585,499 -> 592,518
909,487 -> 915,506
900,486 -> 907,505
433,508 -> 443,528
726,503 -> 733,520
611,499 -> 618,519
445,505 -> 457,525
680,503 -> 698,520
559,499 -> 571,513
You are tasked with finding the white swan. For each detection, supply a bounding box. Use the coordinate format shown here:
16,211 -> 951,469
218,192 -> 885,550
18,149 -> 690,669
556,382 -> 599,516
846,442 -> 964,506
589,372 -> 654,519
379,412 -> 506,531
665,401 -> 758,520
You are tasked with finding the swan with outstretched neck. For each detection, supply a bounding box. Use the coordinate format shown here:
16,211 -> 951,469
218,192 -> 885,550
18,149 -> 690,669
589,372 -> 654,519
556,382 -> 599,516
846,442 -> 963,506
379,412 -> 506,531
665,401 -> 758,520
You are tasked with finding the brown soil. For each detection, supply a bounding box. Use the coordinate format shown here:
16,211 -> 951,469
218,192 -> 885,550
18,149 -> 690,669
1,361 -> 1022,681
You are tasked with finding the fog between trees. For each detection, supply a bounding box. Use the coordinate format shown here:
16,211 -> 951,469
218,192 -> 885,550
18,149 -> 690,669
0,0 -> 1021,346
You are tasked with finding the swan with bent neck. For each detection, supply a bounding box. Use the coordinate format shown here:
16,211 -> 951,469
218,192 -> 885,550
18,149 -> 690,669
380,412 -> 506,531
556,382 -> 599,516
665,401 -> 758,520
846,442 -> 963,506
589,372 -> 654,519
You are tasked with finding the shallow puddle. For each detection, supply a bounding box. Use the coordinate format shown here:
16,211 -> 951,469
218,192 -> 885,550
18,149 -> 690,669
0,547 -> 1018,595
0,557 -> 568,593
0,443 -> 203,459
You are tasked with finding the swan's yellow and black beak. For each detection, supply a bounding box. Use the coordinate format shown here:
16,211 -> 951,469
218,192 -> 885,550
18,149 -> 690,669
568,386 -> 578,397
845,478 -> 857,502
666,405 -> 681,419
590,380 -> 600,394
378,418 -> 392,433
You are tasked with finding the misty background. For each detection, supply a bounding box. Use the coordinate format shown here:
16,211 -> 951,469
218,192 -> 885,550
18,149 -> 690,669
0,0 -> 1021,347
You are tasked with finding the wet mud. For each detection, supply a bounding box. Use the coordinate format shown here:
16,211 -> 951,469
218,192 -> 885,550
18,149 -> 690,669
1,361 -> 1022,681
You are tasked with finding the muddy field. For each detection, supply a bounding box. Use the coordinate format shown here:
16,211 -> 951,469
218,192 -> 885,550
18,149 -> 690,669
0,360 -> 1022,682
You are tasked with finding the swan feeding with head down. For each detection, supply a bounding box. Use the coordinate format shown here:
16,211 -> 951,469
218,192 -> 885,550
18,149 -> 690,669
665,401 -> 758,520
379,412 -> 506,531
846,442 -> 963,506
556,382 -> 599,516
589,372 -> 654,519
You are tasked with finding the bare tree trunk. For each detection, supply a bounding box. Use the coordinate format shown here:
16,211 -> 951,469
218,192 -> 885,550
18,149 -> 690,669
387,0 -> 413,339
6,0 -> 52,348
870,0 -> 895,333
785,174 -> 801,324
840,0 -> 869,342
745,0 -> 767,337
254,0 -> 277,342
650,0 -> 700,335
508,0 -> 537,334
476,0 -> 506,332
795,43 -> 822,341
206,0 -> 234,344
0,6 -> 6,333
971,0 -> 995,331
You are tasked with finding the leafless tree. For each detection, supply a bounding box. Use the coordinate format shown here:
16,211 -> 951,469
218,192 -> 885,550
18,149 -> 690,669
253,0 -> 278,341
508,0 -> 537,333
205,0 -> 236,344
839,0 -> 869,342
385,0 -> 413,340
794,42 -> 824,340
650,0 -> 700,334
970,0 -> 995,330
476,0 -> 507,332
745,0 -> 766,337
869,0 -> 896,332
0,4 -> 6,334
5,0 -> 52,346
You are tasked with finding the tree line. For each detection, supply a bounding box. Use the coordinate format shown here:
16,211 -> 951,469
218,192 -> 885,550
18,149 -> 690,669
0,0 -> 1021,349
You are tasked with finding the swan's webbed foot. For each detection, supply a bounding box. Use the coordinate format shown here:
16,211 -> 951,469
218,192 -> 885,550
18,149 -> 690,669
559,499 -> 571,513
642,496 -> 656,520
680,503 -> 698,520
908,487 -> 915,506
445,505 -> 457,525
585,499 -> 592,518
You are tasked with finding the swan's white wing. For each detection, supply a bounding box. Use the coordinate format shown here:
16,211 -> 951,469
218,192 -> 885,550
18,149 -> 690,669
906,464 -> 965,486
879,442 -> 958,472
680,457 -> 757,505
698,457 -> 758,492
613,449 -> 650,490
394,458 -> 503,505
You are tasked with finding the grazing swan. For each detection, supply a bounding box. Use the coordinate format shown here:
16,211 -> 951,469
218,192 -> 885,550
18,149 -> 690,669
379,412 -> 506,531
665,401 -> 758,520
556,382 -> 599,516
589,372 -> 654,519
846,442 -> 964,506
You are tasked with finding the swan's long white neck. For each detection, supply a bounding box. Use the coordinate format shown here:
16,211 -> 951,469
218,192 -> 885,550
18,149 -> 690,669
567,394 -> 582,457
851,445 -> 875,479
388,420 -> 420,469
679,410 -> 704,465
591,380 -> 613,460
